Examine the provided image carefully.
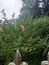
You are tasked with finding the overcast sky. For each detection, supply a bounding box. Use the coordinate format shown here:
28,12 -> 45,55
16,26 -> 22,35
0,0 -> 23,20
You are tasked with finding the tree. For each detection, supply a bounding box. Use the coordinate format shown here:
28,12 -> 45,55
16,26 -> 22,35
20,0 -> 49,18
20,0 -> 38,18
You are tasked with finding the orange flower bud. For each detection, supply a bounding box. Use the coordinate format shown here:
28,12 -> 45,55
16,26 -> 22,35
28,36 -> 32,41
20,25 -> 24,32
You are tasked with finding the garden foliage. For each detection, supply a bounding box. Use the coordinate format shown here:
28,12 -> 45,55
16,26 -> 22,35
0,16 -> 49,65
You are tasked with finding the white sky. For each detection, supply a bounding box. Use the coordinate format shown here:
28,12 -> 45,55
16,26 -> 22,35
0,0 -> 23,20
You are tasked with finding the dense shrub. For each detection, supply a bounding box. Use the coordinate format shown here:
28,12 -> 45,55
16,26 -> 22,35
0,16 -> 49,65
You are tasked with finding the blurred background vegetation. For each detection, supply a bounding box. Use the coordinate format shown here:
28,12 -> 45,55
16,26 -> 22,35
0,0 -> 49,65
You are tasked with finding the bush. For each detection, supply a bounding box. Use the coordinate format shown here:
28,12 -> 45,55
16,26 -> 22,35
0,16 -> 49,65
